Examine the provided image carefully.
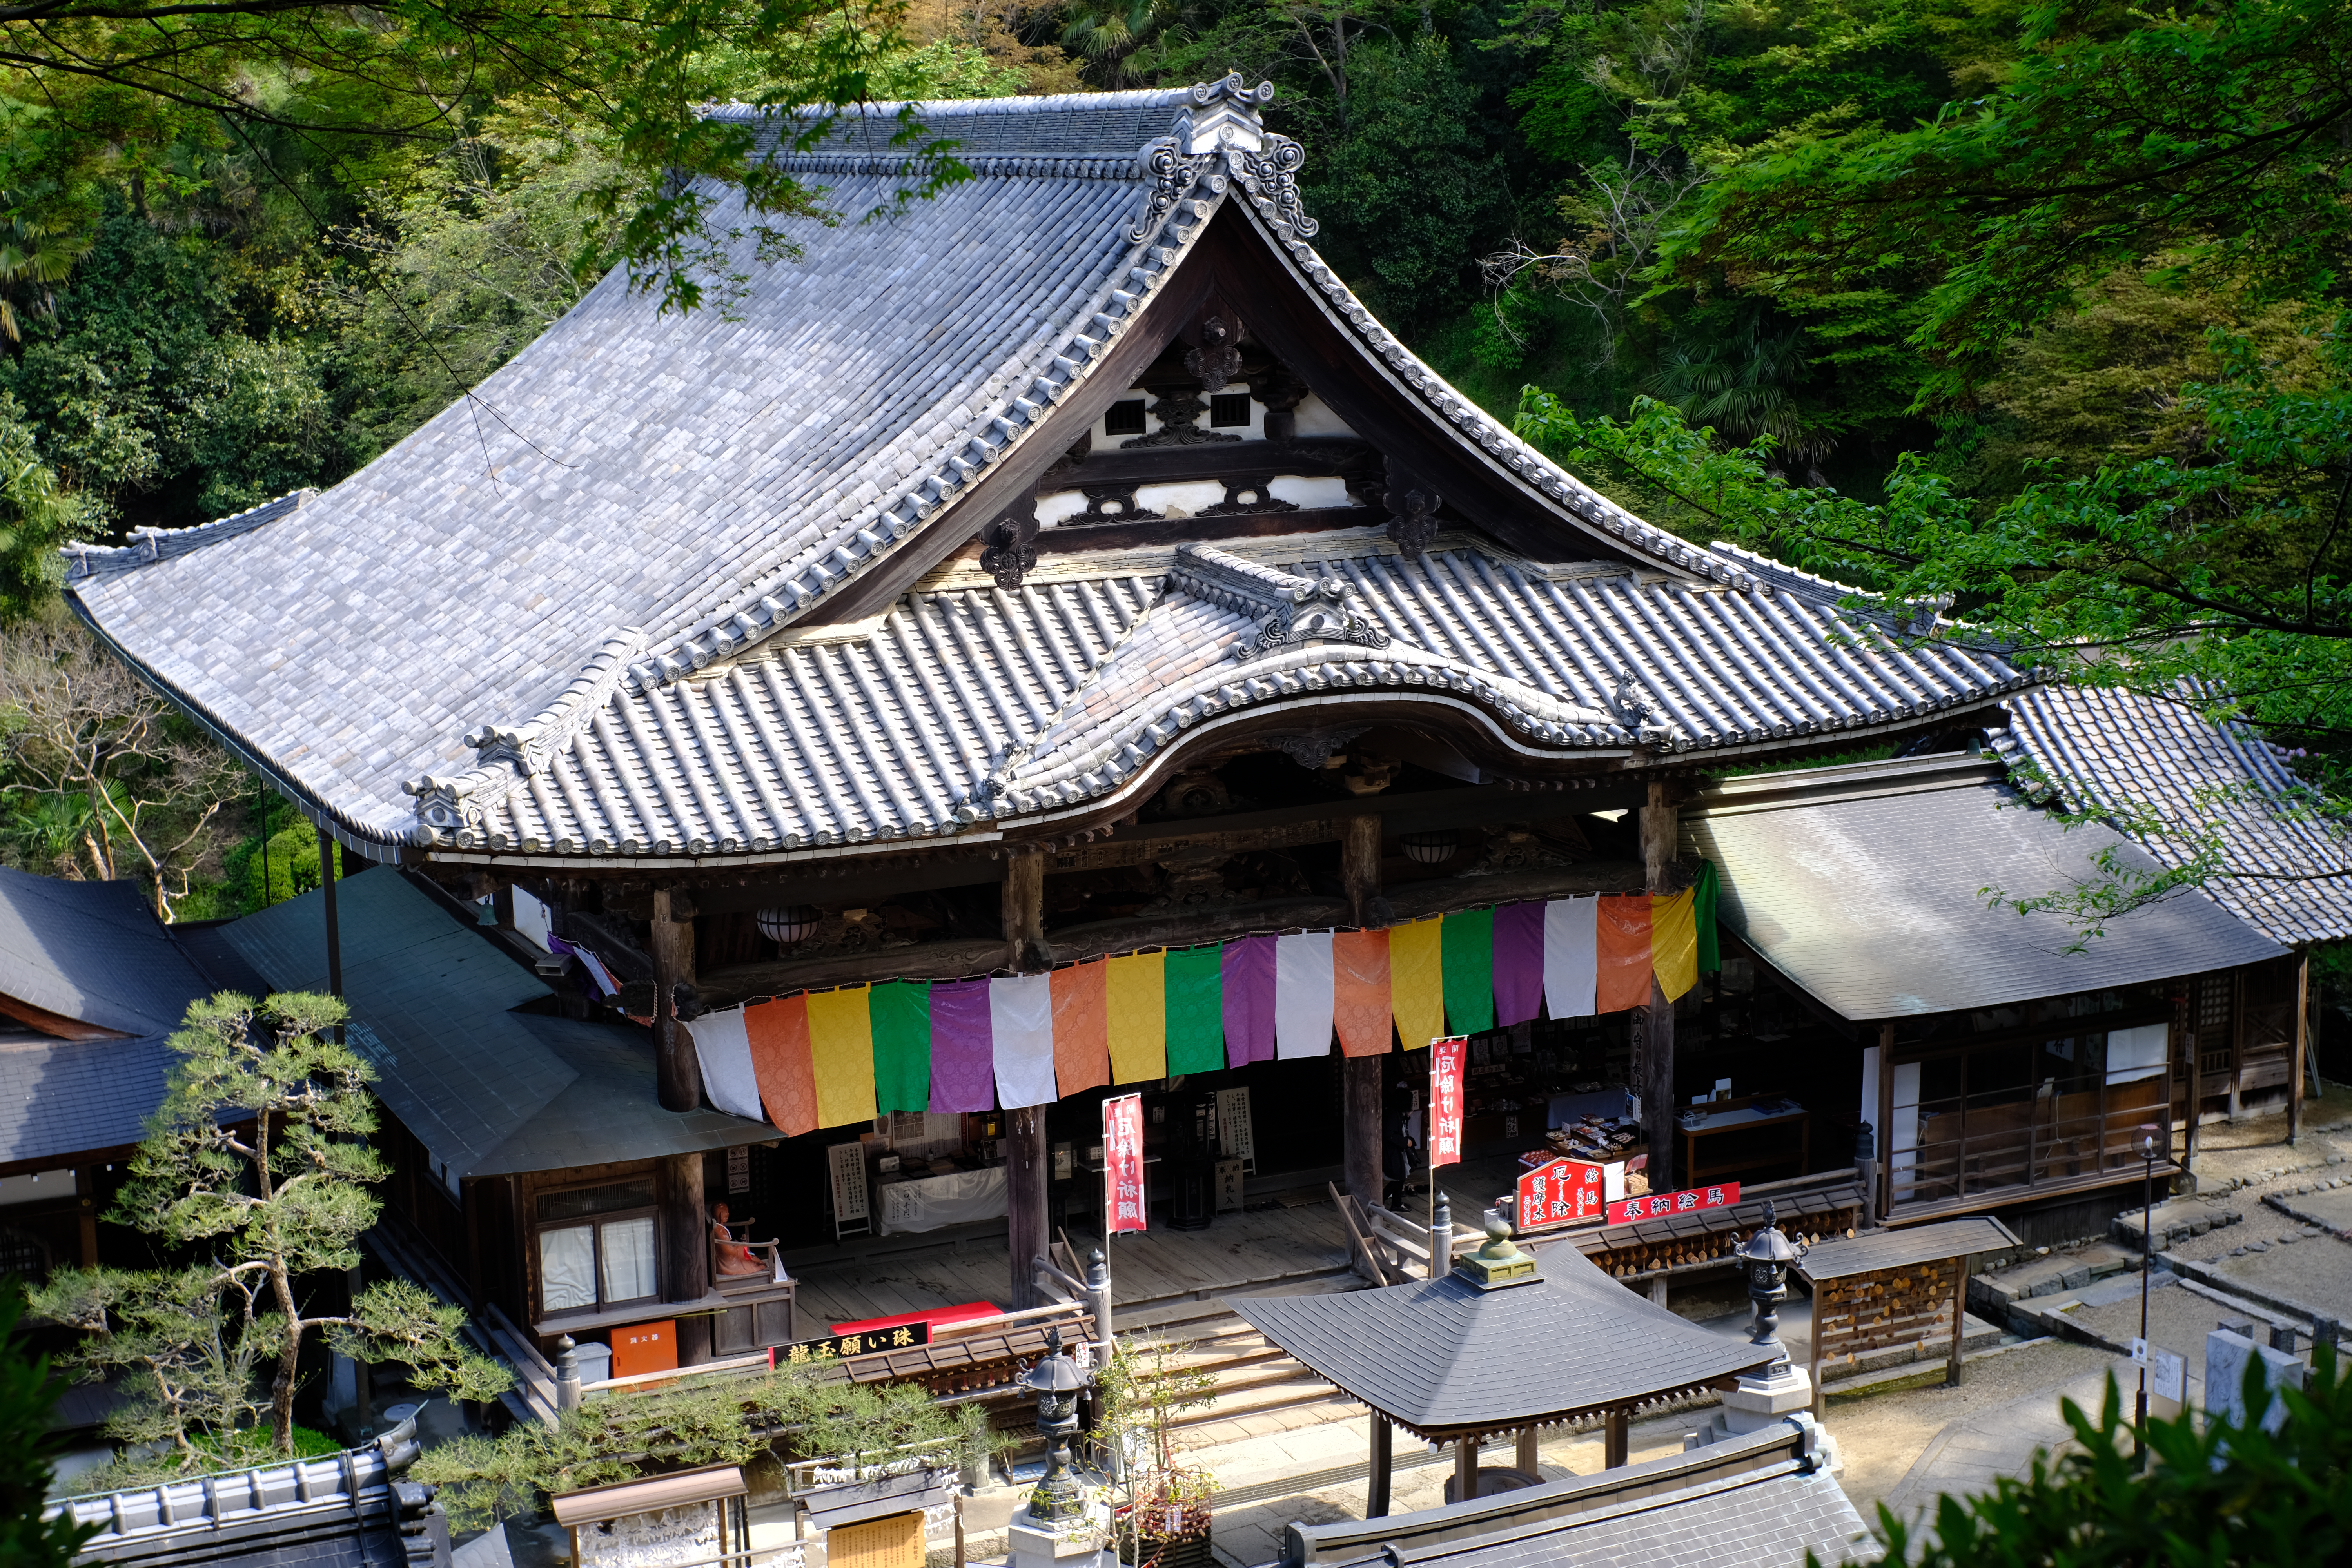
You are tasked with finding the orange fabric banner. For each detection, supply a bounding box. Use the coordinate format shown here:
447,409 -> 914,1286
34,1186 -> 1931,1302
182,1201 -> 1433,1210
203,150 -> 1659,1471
1052,960 -> 1111,1095
1595,894 -> 1654,1014
745,993 -> 818,1137
1332,929 -> 1394,1057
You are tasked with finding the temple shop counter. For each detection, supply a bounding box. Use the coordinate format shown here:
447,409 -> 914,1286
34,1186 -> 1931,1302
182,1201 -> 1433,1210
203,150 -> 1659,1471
875,1163 -> 1010,1235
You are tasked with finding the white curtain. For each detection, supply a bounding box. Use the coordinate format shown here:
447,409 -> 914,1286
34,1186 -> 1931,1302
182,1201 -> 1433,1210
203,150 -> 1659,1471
601,1216 -> 658,1303
2106,1022 -> 2171,1084
539,1225 -> 597,1313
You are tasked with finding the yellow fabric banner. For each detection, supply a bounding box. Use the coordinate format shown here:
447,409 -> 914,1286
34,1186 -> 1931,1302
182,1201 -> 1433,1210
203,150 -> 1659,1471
1650,887 -> 1698,1002
806,985 -> 877,1129
1388,916 -> 1445,1051
1105,951 -> 1168,1084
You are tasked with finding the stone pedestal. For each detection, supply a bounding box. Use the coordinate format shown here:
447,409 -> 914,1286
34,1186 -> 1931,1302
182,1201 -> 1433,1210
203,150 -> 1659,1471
1007,1500 -> 1114,1568
1688,1364 -> 1817,1448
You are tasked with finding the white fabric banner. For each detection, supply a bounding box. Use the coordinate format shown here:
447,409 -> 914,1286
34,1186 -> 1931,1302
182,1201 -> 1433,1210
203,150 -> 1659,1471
990,973 -> 1058,1108
690,1006 -> 765,1121
2106,1022 -> 2171,1084
1543,897 -> 1599,1019
1275,931 -> 1336,1059
877,1164 -> 1010,1235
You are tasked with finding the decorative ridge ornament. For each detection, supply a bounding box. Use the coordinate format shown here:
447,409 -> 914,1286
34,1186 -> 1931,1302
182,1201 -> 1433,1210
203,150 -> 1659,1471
1167,544 -> 1394,661
1452,1206 -> 1540,1289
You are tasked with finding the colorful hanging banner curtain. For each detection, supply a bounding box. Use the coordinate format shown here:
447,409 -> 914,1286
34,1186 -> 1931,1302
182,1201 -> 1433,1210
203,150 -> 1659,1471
1428,1034 -> 1467,1168
1103,1093 -> 1146,1234
705,864 -> 1721,1138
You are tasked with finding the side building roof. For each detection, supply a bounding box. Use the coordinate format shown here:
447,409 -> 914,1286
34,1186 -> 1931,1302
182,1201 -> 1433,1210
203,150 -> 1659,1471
1684,751 -> 2285,1020
1991,681 -> 2352,948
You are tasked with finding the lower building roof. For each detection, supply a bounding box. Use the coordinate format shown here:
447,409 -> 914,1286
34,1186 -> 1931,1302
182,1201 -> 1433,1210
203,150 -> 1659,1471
1683,753 -> 2285,1022
1278,1417 -> 1873,1568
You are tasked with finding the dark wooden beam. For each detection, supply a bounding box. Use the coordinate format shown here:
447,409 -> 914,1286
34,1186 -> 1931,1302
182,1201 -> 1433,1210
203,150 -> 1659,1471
1342,813 -> 1384,1209
1040,505 -> 1377,553
1042,437 -> 1374,488
662,1151 -> 712,1366
652,887 -> 701,1113
1639,781 -> 1678,1191
1003,845 -> 1050,1311
800,261 -> 1216,626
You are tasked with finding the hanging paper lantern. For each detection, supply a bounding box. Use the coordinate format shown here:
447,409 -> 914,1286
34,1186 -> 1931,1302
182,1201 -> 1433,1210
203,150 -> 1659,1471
755,906 -> 821,945
1401,831 -> 1459,864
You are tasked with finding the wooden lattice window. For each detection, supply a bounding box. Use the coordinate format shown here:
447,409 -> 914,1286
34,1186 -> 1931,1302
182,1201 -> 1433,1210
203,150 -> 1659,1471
2196,975 -> 2235,1079
0,1227 -> 50,1279
1104,399 -> 1147,436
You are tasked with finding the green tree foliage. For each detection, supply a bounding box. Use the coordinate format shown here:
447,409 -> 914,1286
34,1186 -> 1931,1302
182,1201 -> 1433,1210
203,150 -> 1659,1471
0,1285 -> 98,1565
1842,1351 -> 2352,1566
34,992 -> 510,1474
415,1360 -> 998,1532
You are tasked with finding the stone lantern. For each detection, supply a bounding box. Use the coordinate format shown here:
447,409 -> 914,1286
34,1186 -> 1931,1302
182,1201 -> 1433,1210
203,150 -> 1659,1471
1740,1200 -> 1805,1375
1689,1201 -> 1825,1454
1018,1327 -> 1093,1525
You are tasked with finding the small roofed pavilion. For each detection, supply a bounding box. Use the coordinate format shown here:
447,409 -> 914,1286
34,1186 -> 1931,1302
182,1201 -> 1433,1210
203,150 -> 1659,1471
1229,1210 -> 1778,1515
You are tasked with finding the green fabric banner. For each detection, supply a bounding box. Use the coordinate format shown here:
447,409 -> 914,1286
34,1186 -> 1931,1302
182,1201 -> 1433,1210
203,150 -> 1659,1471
1693,858 -> 1721,975
1440,906 -> 1494,1035
868,979 -> 932,1113
1164,945 -> 1226,1074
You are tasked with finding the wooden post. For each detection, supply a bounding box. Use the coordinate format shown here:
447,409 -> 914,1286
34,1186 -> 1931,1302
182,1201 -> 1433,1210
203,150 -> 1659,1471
1603,1408 -> 1629,1469
652,888 -> 701,1113
1003,846 -> 1047,973
318,825 -> 344,1044
1003,849 -> 1050,1310
2290,952 -> 2310,1142
1638,782 -> 1678,1191
1878,1023 -> 1897,1219
1342,815 -> 1385,1207
1514,1426 -> 1539,1475
1454,1437 -> 1478,1501
73,1164 -> 97,1268
1008,1105 -> 1049,1310
1648,1276 -> 1669,1308
1367,1416 -> 1393,1517
1947,1256 -> 1970,1388
2228,969 -> 2246,1120
663,1150 -> 712,1365
1809,1279 -> 1827,1423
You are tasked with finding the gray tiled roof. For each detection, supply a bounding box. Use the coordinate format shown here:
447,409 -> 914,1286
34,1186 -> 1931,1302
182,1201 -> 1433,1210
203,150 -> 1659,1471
61,82 -> 2022,863
1685,753 -> 2285,1020
1280,1420 -> 1875,1568
216,871 -> 764,1181
0,1030 -> 175,1167
0,868 -> 225,1036
1991,682 -> 2352,947
1228,1237 -> 1774,1438
438,532 -> 2025,853
1795,1216 -> 2018,1283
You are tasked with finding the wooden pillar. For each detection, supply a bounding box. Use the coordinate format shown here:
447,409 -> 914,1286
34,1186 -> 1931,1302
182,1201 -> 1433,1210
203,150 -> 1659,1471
318,825 -> 344,1044
1454,1436 -> 1478,1500
652,888 -> 701,1113
1638,781 -> 1679,1191
662,1151 -> 712,1365
1514,1426 -> 1539,1475
1342,815 -> 1386,1205
73,1164 -> 97,1268
1947,1256 -> 1971,1388
1648,1275 -> 1668,1308
1367,1416 -> 1393,1517
1008,1106 -> 1050,1310
1003,846 -> 1047,973
1603,1408 -> 1629,1468
1004,851 -> 1050,1309
2290,952 -> 2310,1142
2227,970 -> 2245,1120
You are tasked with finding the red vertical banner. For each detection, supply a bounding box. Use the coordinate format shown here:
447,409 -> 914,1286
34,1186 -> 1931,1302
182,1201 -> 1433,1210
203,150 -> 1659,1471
1428,1035 -> 1466,1169
1103,1092 -> 1147,1234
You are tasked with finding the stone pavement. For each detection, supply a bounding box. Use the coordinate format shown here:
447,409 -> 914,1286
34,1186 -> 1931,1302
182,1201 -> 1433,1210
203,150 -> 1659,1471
1877,1367 -> 2116,1525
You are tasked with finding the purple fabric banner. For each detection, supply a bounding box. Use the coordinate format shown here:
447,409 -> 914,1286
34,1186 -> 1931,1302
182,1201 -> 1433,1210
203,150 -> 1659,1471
928,977 -> 997,1113
1494,900 -> 1546,1027
1221,936 -> 1278,1066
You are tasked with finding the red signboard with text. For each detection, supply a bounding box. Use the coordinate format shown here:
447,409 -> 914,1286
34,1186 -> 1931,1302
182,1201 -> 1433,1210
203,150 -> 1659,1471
1608,1181 -> 1740,1227
1515,1157 -> 1606,1231
1428,1036 -> 1466,1169
1103,1093 -> 1147,1234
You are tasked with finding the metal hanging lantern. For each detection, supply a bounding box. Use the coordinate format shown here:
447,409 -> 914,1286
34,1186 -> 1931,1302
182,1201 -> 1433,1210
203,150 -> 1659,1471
1740,1200 -> 1806,1374
755,906 -> 821,945
1400,831 -> 1459,864
1019,1326 -> 1095,1523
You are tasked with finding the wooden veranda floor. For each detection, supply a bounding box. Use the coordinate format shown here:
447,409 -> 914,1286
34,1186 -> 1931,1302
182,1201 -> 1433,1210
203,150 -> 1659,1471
780,1158 -> 1529,1332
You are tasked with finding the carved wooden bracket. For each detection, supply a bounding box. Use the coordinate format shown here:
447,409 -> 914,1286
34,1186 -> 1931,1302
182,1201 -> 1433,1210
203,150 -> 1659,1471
1183,310 -> 1245,392
980,494 -> 1040,588
1384,459 -> 1443,558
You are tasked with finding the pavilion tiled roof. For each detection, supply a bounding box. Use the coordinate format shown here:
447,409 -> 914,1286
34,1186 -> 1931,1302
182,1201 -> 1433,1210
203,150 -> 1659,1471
1991,682 -> 2352,946
63,80 -> 2023,861
1227,1234 -> 1774,1439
